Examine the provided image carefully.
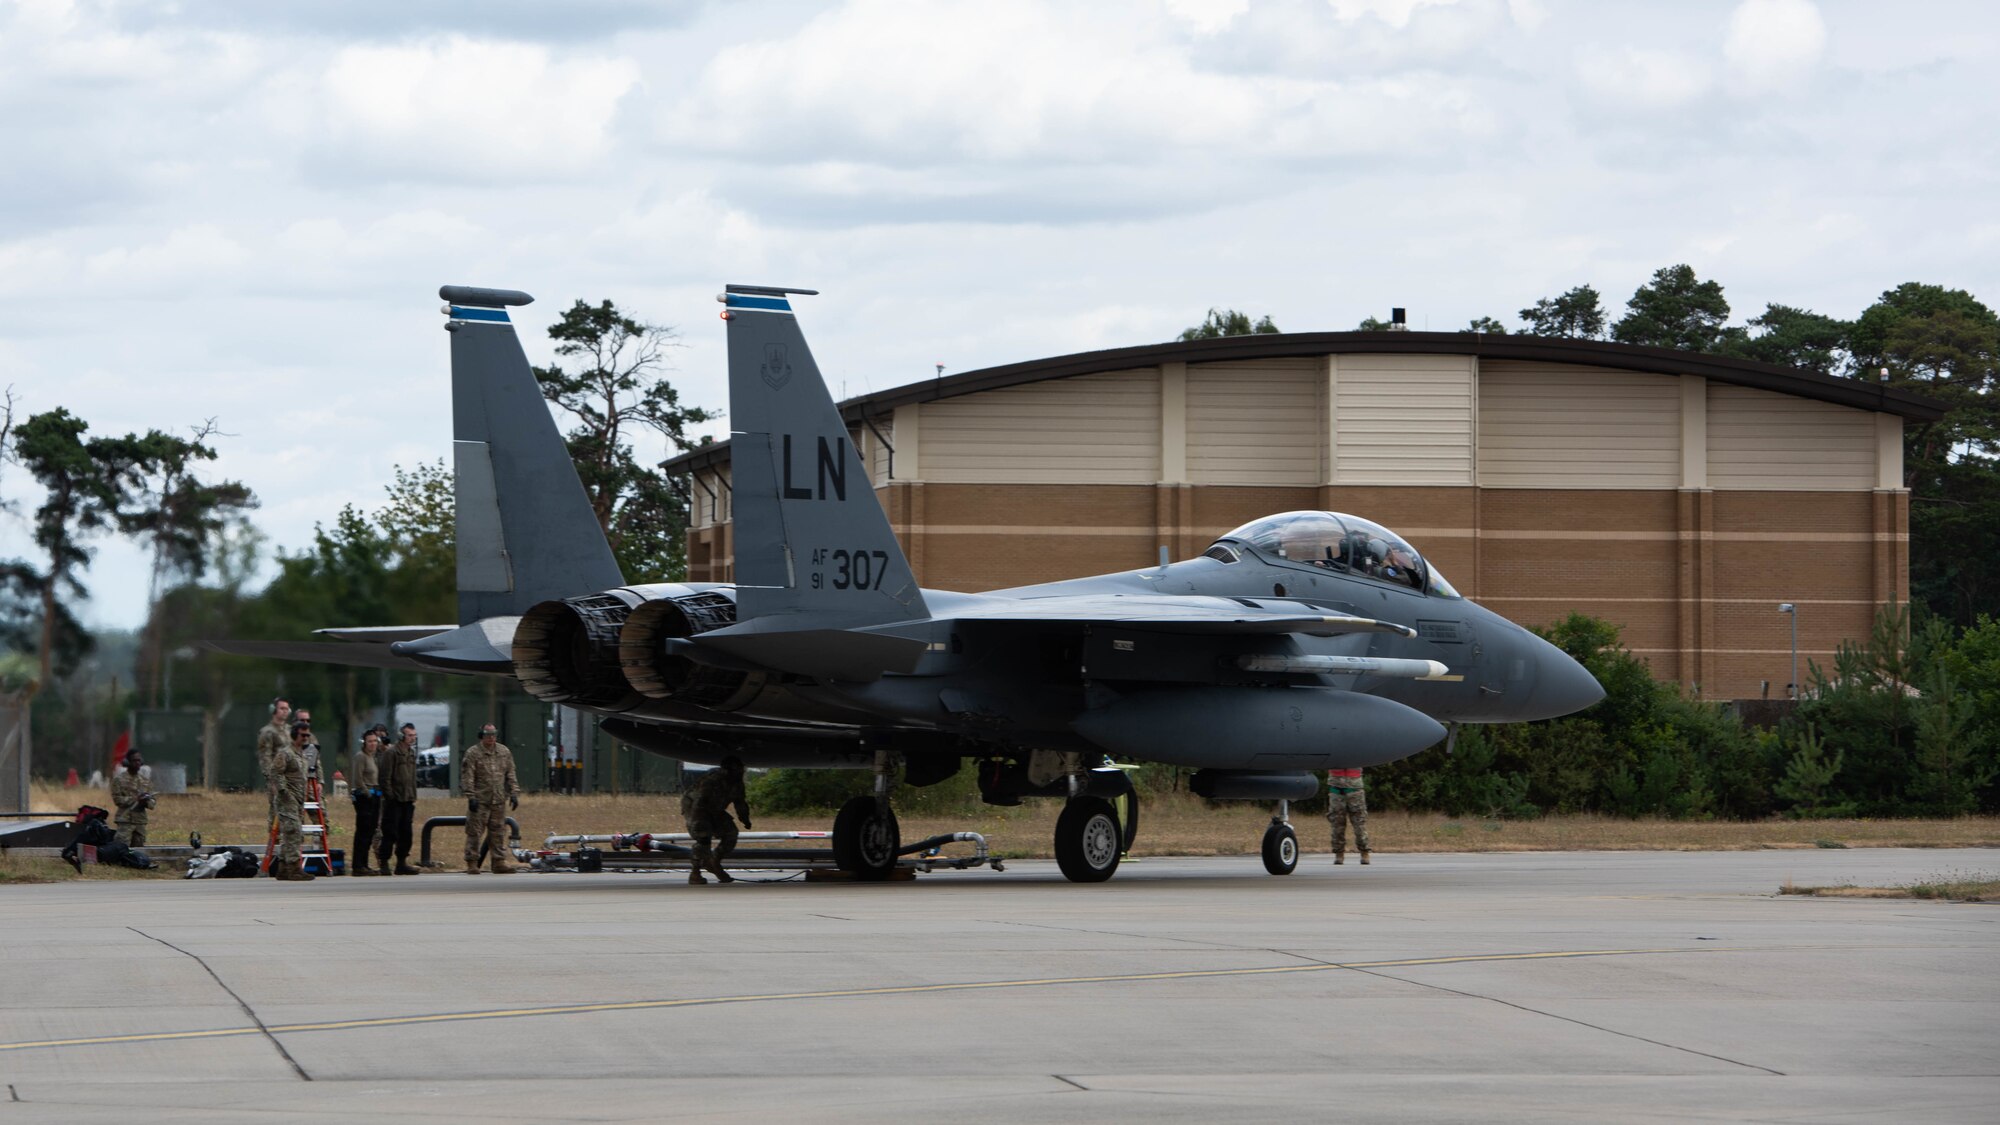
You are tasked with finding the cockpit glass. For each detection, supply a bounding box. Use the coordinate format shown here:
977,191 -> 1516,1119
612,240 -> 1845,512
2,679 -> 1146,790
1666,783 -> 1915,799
1214,511 -> 1459,597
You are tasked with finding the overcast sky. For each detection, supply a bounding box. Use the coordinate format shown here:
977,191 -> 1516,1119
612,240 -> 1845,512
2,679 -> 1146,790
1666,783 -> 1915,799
3,0 -> 1996,632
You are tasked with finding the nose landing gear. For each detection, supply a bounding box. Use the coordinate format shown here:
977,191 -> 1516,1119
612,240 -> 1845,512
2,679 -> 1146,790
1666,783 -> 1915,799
1261,799 -> 1299,875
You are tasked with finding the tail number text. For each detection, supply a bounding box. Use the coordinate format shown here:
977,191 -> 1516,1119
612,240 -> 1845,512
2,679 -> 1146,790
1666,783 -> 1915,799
810,548 -> 889,591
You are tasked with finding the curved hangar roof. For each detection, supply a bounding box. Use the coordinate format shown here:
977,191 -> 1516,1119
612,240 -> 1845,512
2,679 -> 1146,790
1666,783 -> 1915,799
662,330 -> 1946,475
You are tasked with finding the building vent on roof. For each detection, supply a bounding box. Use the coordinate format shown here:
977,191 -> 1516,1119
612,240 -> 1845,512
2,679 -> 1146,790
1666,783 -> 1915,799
1390,307 -> 1408,332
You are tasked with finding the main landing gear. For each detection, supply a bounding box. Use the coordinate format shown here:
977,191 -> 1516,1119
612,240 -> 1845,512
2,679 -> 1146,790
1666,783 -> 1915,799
1261,799 -> 1299,876
832,750 -> 901,881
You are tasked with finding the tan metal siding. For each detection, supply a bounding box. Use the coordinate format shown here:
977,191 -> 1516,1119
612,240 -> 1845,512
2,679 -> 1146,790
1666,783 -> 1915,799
918,368 -> 1161,484
1708,384 -> 1877,490
1477,362 -> 1681,488
1334,354 -> 1475,485
1185,359 -> 1323,485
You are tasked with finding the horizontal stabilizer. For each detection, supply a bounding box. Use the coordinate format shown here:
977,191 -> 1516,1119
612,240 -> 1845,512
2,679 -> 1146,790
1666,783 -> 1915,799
388,616 -> 519,673
314,625 -> 455,644
203,639 -> 427,672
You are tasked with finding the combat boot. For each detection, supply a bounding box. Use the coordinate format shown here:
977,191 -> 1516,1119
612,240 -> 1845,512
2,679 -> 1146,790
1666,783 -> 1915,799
489,862 -> 516,874
707,859 -> 735,884
689,869 -> 707,885
274,860 -> 315,882
393,862 -> 421,875
1360,852 -> 1371,865
350,861 -> 373,877
464,862 -> 481,874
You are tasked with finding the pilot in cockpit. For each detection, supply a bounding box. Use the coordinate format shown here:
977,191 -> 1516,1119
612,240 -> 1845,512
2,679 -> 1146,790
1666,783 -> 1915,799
1381,544 -> 1423,589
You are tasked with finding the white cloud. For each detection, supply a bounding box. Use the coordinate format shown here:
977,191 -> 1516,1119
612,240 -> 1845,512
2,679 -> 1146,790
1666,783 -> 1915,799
316,37 -> 640,179
1575,46 -> 1711,109
1163,0 -> 1249,36
1723,0 -> 1826,92
1325,0 -> 1460,28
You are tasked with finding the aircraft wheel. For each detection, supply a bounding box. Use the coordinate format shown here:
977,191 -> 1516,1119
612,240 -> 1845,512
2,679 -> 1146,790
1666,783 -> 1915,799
833,795 -> 900,881
1055,796 -> 1123,883
1261,822 -> 1299,876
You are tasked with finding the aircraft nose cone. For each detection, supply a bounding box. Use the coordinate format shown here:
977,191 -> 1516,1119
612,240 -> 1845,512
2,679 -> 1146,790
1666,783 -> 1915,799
1522,635 -> 1605,720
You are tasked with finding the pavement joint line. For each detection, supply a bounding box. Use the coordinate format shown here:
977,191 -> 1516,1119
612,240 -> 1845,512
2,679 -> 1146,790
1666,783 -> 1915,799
1339,964 -> 1786,1076
0,947 -> 1701,1055
125,926 -> 313,1082
1053,1075 -> 1089,1091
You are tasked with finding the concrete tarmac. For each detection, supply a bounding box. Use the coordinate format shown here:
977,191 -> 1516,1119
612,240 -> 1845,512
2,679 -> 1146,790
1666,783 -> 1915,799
2,848 -> 1996,1123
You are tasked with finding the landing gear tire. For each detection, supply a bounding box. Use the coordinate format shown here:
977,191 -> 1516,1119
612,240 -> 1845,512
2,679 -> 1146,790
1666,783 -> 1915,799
833,795 -> 900,881
1055,796 -> 1123,883
1261,822 -> 1299,876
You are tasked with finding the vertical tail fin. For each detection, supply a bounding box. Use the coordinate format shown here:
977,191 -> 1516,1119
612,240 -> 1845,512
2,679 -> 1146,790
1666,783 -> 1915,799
442,285 -> 624,624
722,285 -> 928,626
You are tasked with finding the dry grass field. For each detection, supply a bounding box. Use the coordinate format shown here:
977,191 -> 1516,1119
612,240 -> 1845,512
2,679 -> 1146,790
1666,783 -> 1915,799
9,781 -> 1998,884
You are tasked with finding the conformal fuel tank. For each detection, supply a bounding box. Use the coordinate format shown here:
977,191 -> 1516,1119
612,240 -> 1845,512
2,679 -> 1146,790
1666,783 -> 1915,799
1072,685 -> 1446,770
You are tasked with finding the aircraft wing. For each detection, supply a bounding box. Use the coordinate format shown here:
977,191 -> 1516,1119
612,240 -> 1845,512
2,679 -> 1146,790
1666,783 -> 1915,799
934,596 -> 1417,639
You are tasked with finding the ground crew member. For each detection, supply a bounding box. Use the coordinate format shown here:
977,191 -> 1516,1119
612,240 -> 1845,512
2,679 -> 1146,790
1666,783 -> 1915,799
256,697 -> 292,823
461,723 -> 519,874
682,757 -> 749,885
375,722 -> 420,875
109,751 -> 156,847
293,708 -> 323,778
1328,767 -> 1370,865
348,728 -> 384,875
270,721 -> 315,881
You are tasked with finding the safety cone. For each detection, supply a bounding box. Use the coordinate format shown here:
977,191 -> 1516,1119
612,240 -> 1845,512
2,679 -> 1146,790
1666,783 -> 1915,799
64,768 -> 79,787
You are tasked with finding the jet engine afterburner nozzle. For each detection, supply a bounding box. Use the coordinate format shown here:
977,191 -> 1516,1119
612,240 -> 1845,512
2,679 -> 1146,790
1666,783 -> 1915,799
512,591 -> 648,712
618,590 -> 766,711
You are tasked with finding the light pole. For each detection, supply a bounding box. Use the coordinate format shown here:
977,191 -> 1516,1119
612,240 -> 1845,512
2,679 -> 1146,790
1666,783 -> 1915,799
1777,603 -> 1797,700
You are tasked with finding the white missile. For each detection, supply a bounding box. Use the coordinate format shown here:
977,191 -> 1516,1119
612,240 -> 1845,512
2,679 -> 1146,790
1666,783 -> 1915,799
1237,654 -> 1451,680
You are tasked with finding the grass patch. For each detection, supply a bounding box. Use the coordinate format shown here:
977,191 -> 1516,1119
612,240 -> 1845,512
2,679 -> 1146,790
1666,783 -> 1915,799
0,854 -> 173,883
1780,870 -> 2000,901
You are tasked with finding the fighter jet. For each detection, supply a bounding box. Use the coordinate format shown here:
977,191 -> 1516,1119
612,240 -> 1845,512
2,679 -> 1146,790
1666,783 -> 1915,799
219,283 -> 1603,883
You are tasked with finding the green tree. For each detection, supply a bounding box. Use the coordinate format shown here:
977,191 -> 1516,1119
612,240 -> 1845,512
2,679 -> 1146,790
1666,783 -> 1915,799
1178,308 -> 1280,340
1612,265 -> 1742,352
1723,303 -> 1852,376
1355,315 -> 1394,331
1462,316 -> 1509,335
1854,285 -> 2000,624
1518,284 -> 1606,339
532,299 -> 717,581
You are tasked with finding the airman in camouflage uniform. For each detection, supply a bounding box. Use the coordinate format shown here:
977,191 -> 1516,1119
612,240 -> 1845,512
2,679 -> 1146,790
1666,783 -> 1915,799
461,724 -> 519,874
681,757 -> 748,885
1327,767 -> 1370,865
376,723 -> 421,875
109,751 -> 155,847
269,721 -> 314,880
255,698 -> 292,822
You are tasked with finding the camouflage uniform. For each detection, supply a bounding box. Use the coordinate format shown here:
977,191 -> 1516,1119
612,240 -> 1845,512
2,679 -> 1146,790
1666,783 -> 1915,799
461,739 -> 519,872
1327,768 -> 1370,863
109,770 -> 154,847
376,737 -> 419,871
681,766 -> 748,882
256,719 -> 289,820
269,742 -> 308,869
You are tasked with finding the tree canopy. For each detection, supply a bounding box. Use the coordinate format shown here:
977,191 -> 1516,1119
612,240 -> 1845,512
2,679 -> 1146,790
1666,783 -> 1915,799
1178,308 -> 1280,340
1611,264 -> 1737,351
1518,284 -> 1605,338
532,299 -> 717,581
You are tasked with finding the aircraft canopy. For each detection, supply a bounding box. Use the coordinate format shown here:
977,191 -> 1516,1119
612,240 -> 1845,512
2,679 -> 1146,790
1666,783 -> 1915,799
1213,511 -> 1461,599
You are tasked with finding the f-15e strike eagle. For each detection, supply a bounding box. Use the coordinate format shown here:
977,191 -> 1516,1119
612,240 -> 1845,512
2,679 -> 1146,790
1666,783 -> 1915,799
219,283 -> 1604,882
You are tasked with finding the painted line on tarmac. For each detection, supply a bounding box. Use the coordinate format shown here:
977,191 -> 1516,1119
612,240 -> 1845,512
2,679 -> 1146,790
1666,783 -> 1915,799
0,947 -> 1694,1054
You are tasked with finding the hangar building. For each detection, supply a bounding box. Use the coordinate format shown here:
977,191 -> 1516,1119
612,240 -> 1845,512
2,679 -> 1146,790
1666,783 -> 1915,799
664,331 -> 1943,701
